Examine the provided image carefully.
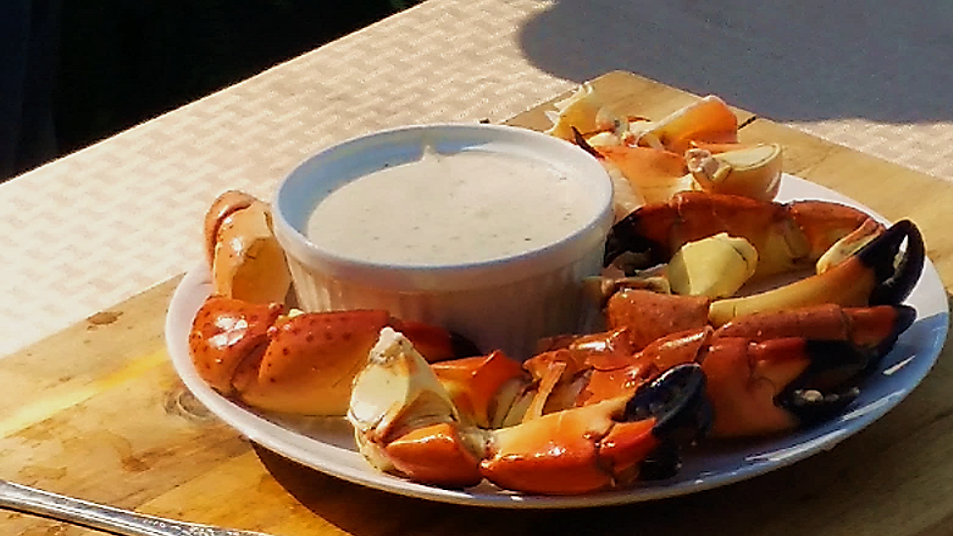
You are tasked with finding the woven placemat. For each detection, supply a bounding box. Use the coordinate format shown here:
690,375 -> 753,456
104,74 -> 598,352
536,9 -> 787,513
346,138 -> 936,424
2,0 -> 950,356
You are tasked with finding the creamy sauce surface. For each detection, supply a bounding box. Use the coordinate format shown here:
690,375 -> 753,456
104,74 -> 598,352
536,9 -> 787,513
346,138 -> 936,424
306,149 -> 592,265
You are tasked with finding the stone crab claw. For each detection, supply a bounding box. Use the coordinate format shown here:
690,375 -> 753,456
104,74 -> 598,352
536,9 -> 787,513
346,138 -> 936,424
480,364 -> 710,494
604,191 -> 884,280
537,303 -> 914,437
349,327 -> 486,487
700,337 -> 873,438
203,190 -> 292,305
696,303 -> 916,438
599,194 -> 924,328
707,219 -> 925,325
349,328 -> 711,495
598,276 -> 918,355
188,298 -> 469,416
713,303 -> 917,360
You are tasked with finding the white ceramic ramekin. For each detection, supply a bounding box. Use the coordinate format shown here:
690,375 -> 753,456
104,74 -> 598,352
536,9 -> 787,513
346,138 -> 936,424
272,124 -> 613,359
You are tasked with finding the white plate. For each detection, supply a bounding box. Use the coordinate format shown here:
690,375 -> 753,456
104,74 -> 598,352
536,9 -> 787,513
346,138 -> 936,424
165,174 -> 948,509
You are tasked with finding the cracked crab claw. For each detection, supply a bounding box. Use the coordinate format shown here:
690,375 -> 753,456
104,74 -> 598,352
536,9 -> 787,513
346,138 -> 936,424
204,191 -> 292,304
636,95 -> 739,155
545,82 -> 626,141
686,144 -> 783,202
348,328 -> 485,487
666,233 -> 759,298
480,364 -> 710,494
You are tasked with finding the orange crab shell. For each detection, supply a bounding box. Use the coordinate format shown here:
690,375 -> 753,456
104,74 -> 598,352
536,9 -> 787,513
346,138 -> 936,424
189,295 -> 467,416
701,337 -> 810,438
480,397 -> 659,495
580,326 -> 712,407
605,289 -> 711,350
187,297 -> 285,394
430,351 -> 525,429
595,145 -> 688,200
641,95 -> 740,155
383,422 -> 484,488
712,303 -> 907,349
230,309 -> 393,415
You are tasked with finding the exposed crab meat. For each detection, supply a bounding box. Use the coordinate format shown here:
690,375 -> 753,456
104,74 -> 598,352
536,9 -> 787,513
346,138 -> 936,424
686,143 -> 783,202
346,300 -> 913,492
349,328 -> 710,494
634,95 -> 740,155
349,327 -> 482,486
666,233 -> 759,298
204,190 -> 292,304
605,192 -> 886,280
544,82 -> 626,141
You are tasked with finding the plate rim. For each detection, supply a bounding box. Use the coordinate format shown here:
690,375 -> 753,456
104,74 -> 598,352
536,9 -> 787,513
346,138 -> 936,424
165,174 -> 949,509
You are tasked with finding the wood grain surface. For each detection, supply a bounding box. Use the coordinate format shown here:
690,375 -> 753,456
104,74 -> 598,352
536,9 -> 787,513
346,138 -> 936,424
2,71 -> 951,536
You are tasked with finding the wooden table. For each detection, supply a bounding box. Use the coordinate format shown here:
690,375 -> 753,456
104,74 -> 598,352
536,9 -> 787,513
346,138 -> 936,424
2,71 -> 951,536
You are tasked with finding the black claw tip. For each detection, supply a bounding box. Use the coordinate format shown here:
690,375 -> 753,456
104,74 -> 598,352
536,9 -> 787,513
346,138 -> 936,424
450,332 -> 482,358
626,364 -> 712,440
893,304 -> 918,335
858,220 -> 926,306
604,215 -> 666,270
875,304 -> 917,359
637,442 -> 683,481
784,386 -> 860,425
777,341 -> 868,425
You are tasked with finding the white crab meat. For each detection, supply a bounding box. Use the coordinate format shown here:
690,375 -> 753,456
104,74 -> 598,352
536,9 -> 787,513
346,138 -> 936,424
545,82 -> 626,141
667,233 -> 759,298
348,327 -> 461,470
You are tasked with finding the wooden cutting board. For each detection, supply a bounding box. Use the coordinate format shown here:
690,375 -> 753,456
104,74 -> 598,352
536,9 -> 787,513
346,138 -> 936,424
2,71 -> 952,536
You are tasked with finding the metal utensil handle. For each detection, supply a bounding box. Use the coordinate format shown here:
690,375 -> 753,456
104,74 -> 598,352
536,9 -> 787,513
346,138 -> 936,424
0,479 -> 266,536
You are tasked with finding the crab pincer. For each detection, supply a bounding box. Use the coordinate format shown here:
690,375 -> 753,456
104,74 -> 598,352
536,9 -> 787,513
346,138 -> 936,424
598,214 -> 924,330
349,329 -> 711,495
712,303 -> 917,360
524,303 -> 914,440
700,302 -> 917,438
188,297 -> 468,415
700,337 -> 866,438
481,364 -> 710,494
604,192 -> 882,279
708,218 -> 924,325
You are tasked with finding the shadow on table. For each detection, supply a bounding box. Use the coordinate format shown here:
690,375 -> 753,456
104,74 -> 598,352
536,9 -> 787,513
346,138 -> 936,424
517,0 -> 953,124
253,443 -> 757,535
